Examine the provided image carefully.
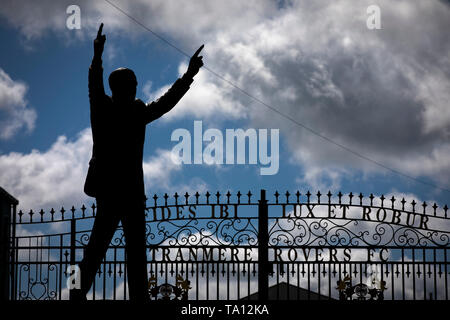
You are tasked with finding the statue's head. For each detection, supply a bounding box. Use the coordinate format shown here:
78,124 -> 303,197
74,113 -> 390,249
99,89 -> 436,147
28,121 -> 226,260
108,67 -> 137,103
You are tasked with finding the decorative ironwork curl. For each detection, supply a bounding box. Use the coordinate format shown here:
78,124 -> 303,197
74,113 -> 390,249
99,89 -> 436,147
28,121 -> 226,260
17,264 -> 57,300
145,218 -> 258,246
77,233 -> 91,246
269,218 -> 450,247
111,230 -> 125,247
269,217 -> 310,246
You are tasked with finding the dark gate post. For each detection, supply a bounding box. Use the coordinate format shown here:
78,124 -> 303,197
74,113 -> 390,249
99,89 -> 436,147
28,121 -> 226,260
0,187 -> 18,301
69,217 -> 76,299
258,189 -> 269,300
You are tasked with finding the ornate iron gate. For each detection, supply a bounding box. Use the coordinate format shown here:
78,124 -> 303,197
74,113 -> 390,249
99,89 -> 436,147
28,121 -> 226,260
4,189 -> 450,300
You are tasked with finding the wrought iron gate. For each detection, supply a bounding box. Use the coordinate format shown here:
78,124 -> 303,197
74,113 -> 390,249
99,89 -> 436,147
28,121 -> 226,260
3,189 -> 450,300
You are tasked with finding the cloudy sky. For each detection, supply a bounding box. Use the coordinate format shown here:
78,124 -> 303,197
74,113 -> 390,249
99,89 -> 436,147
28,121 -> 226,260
0,0 -> 449,212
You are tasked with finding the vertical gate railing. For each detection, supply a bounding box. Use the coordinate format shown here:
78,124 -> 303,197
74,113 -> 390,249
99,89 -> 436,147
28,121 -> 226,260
258,189 -> 269,300
266,191 -> 450,300
0,187 -> 18,301
4,188 -> 450,300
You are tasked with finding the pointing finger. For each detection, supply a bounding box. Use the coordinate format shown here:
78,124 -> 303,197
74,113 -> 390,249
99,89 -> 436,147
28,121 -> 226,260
193,44 -> 204,57
97,23 -> 104,38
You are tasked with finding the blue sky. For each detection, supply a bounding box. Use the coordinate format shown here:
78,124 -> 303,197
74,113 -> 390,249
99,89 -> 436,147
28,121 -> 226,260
0,0 -> 449,212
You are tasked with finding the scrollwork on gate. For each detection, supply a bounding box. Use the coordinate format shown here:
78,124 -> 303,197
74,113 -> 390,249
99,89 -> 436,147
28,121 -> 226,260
269,218 -> 450,247
146,217 -> 258,246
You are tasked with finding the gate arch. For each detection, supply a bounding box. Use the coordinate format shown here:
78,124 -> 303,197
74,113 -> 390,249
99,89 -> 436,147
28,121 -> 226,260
6,189 -> 450,300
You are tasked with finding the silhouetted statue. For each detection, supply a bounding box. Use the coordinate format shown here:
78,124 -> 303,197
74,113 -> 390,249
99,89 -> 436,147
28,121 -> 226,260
72,23 -> 203,301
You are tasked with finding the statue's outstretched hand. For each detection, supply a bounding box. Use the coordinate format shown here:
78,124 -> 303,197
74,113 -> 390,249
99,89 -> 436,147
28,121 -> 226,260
186,45 -> 204,78
94,23 -> 106,57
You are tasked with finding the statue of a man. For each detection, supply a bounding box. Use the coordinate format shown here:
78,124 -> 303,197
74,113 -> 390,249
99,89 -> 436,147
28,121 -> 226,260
72,23 -> 204,301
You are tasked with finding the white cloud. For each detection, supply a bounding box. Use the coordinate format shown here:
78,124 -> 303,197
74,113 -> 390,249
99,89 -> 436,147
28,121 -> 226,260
1,0 -> 450,190
143,149 -> 182,191
0,68 -> 36,139
0,0 -> 65,40
143,63 -> 246,122
0,128 -> 92,211
130,0 -> 450,189
189,0 -> 450,189
0,128 -> 196,211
